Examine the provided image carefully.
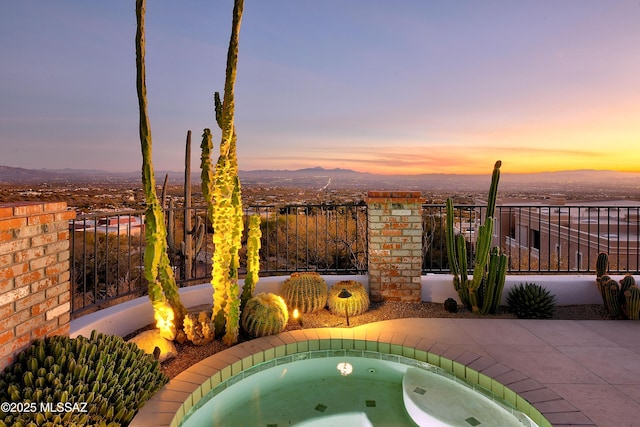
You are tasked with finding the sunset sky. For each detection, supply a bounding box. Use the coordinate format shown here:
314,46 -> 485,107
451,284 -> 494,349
1,1 -> 639,175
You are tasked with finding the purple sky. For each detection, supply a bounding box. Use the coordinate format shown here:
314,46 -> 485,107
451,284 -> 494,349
1,1 -> 639,175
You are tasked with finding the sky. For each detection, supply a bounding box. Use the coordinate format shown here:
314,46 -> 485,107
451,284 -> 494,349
1,1 -> 639,176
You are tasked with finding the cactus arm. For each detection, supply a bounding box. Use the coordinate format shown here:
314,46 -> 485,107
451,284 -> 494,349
240,214 -> 262,311
492,253 -> 508,313
135,0 -> 185,339
603,280 -> 623,318
166,198 -> 176,255
200,129 -> 215,223
481,250 -> 508,314
625,286 -> 640,320
161,173 -> 169,208
596,252 -> 609,292
214,92 -> 223,127
455,234 -> 469,305
445,198 -> 460,279
619,274 -> 636,309
184,130 -> 193,280
471,217 -> 494,288
596,252 -> 608,278
480,248 -> 500,314
485,160 -> 501,220
193,216 -> 205,255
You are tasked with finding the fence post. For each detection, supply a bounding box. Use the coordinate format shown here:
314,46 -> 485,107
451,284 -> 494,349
366,191 -> 423,302
0,202 -> 75,370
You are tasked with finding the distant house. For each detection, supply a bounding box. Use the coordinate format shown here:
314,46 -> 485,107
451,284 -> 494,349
71,215 -> 144,236
479,196 -> 640,272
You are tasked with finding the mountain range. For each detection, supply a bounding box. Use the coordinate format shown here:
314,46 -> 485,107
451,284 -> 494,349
1,165 -> 639,195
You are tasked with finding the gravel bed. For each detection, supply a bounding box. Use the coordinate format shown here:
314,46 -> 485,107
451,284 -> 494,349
159,301 -> 609,379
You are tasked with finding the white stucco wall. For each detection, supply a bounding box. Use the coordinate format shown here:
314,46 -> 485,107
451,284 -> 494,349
70,274 -> 604,338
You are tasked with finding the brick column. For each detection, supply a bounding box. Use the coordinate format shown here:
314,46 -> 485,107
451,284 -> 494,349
0,202 -> 75,370
367,191 -> 423,302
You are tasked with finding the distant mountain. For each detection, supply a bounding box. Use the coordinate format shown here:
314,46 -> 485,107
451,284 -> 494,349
0,166 -> 126,184
1,165 -> 638,196
0,165 -> 67,183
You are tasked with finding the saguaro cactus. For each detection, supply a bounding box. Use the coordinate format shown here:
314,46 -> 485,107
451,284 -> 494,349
135,0 -> 186,340
445,161 -> 507,314
163,135 -> 206,282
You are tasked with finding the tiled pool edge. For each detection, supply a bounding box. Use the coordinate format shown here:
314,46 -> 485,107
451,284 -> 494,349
130,327 -> 595,427
182,349 -> 535,426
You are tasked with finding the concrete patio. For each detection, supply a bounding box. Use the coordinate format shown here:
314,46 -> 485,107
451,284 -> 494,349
369,318 -> 640,427
131,317 -> 640,427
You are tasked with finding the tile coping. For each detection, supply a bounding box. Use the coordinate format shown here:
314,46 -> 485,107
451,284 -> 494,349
130,323 -> 596,427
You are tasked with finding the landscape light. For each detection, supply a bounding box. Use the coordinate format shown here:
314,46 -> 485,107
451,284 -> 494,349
337,288 -> 352,326
293,308 -> 303,326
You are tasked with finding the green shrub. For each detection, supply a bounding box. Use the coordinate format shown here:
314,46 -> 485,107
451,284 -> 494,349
0,331 -> 167,426
241,293 -> 289,338
327,280 -> 370,317
507,283 -> 556,319
280,272 -> 328,313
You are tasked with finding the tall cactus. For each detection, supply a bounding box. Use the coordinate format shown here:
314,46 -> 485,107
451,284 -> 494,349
445,161 -> 507,314
163,133 -> 205,282
183,130 -> 194,279
240,214 -> 262,311
200,0 -> 245,346
135,0 -> 186,340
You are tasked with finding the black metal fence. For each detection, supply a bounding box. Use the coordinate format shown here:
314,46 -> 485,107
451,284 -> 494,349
69,203 -> 367,317
423,204 -> 640,275
70,203 -> 640,317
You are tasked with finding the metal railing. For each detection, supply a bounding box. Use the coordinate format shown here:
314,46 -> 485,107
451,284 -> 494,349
70,203 -> 367,317
70,210 -> 147,317
70,202 -> 640,317
422,204 -> 640,275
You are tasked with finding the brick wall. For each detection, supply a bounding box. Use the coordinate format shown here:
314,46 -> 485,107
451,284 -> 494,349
367,191 -> 423,302
0,202 -> 75,370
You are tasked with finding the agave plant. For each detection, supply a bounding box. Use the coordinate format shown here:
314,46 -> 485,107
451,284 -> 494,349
507,283 -> 557,319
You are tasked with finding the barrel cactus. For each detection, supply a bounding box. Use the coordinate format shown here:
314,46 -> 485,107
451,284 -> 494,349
0,331 -> 167,426
280,272 -> 328,313
506,282 -> 557,319
241,293 -> 289,338
328,280 -> 370,317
